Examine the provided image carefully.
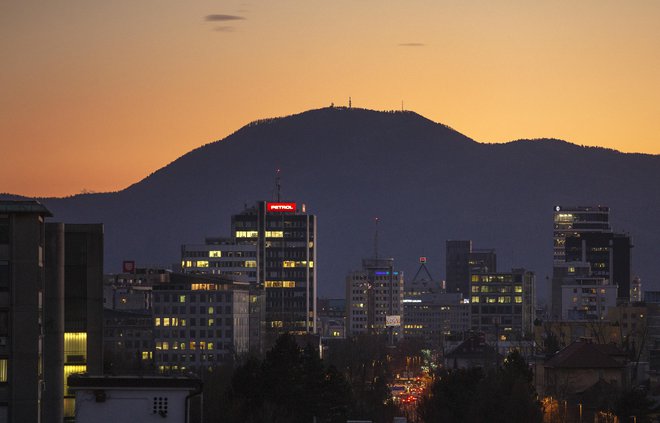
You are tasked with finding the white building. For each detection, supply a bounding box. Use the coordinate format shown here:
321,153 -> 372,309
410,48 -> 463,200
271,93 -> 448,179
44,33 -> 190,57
561,279 -> 617,320
68,375 -> 201,423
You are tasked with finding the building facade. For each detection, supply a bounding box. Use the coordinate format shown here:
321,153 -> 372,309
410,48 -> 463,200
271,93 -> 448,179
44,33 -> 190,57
552,206 -> 632,304
469,268 -> 535,341
346,258 -> 404,339
0,202 -> 103,423
0,201 -> 51,423
152,273 -> 250,373
231,201 -> 317,337
403,258 -> 469,346
445,240 -> 496,296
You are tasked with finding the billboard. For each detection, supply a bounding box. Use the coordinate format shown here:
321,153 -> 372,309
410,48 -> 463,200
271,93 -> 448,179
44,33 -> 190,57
385,315 -> 401,327
122,260 -> 136,273
267,202 -> 297,212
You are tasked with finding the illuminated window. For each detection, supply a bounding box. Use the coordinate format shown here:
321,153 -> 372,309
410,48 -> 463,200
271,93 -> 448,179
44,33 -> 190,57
171,317 -> 178,326
192,283 -> 219,291
471,286 -> 479,293
332,331 -> 340,337
514,285 -> 523,293
471,275 -> 479,282
208,306 -> 214,314
162,342 -> 169,350
270,321 -> 284,328
180,343 -> 186,350
209,251 -> 222,258
65,332 -> 87,363
199,341 -> 206,350
64,364 -> 86,395
196,261 -> 209,268
208,319 -> 214,326
244,260 -> 257,268
515,296 -> 523,303
185,260 -> 192,268
207,342 -> 214,350
265,281 -> 296,288
471,296 -> 480,303
283,261 -> 295,268
155,318 -> 161,326
179,295 -> 186,303
487,297 -> 496,303
180,319 -> 187,327
141,351 -> 152,360
190,342 -> 196,350
156,342 -> 162,350
265,231 -> 284,238
0,359 -> 7,382
163,318 -> 170,327
236,231 -> 258,238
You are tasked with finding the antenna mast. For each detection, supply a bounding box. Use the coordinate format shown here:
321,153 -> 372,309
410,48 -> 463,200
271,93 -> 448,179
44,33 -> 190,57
275,168 -> 281,201
374,217 -> 379,259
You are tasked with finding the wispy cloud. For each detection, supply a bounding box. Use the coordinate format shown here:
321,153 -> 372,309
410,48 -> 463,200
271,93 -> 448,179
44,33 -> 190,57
398,43 -> 425,47
205,14 -> 245,22
215,26 -> 236,32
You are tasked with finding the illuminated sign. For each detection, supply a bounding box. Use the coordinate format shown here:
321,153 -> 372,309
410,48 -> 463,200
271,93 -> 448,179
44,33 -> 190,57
267,202 -> 297,212
385,315 -> 401,327
122,260 -> 136,273
419,256 -> 427,263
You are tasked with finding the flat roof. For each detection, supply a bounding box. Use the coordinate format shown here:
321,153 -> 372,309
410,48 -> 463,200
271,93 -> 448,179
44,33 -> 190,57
0,200 -> 52,217
68,374 -> 202,390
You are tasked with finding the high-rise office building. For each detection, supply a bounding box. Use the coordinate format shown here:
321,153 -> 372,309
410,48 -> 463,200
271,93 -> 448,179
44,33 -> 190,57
231,201 -> 317,337
152,273 -> 250,373
346,258 -> 404,339
181,200 -> 316,349
445,240 -> 496,295
553,206 -> 611,264
61,224 -> 104,419
0,201 -> 104,423
0,201 -> 51,423
552,206 -> 633,310
469,268 -> 535,341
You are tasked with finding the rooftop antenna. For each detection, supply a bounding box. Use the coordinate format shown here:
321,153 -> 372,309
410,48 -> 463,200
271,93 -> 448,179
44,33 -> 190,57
274,168 -> 281,201
349,97 -> 352,108
401,100 -> 404,111
374,217 -> 380,259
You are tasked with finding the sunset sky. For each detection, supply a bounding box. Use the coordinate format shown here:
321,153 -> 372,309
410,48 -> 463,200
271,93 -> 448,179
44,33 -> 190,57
2,1 -> 659,197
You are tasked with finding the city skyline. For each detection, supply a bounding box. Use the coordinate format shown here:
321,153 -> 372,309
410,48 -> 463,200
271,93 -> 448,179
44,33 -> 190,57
3,1 -> 660,197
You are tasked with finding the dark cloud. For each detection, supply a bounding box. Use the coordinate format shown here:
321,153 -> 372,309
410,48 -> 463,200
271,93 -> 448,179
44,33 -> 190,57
398,43 -> 425,47
205,14 -> 245,22
215,26 -> 235,32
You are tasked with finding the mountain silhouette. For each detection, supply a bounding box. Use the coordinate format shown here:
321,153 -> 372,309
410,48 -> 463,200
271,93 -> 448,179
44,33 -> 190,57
5,107 -> 660,300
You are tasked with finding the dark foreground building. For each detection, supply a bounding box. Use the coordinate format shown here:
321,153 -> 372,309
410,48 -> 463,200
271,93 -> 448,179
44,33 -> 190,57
0,201 -> 103,423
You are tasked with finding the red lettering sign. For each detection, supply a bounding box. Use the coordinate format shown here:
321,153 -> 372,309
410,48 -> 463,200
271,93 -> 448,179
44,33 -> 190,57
123,260 -> 136,273
267,202 -> 297,212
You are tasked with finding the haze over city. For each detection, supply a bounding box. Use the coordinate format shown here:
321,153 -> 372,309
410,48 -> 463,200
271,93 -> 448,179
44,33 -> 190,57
3,1 -> 660,197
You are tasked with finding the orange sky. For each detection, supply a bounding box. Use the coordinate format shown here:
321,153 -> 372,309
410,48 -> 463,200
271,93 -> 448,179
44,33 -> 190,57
2,1 -> 659,197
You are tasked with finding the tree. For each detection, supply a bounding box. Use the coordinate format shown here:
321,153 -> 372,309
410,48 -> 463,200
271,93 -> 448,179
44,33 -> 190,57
417,351 -> 542,423
217,334 -> 355,423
